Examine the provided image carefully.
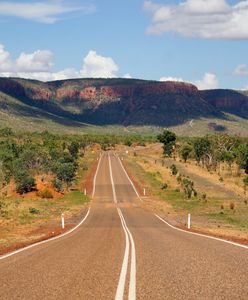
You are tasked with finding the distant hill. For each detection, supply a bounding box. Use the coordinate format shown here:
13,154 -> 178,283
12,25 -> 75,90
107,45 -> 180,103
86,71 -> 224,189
0,77 -> 247,136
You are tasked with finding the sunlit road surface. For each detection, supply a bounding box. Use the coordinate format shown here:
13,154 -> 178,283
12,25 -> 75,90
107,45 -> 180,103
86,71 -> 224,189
0,152 -> 248,300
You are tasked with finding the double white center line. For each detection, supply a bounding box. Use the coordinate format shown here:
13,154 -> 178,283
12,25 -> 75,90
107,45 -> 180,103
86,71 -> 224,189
108,154 -> 136,300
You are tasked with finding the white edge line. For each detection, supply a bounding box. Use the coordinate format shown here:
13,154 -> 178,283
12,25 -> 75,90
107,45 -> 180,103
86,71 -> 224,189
109,154 -> 117,203
117,156 -> 140,199
155,214 -> 248,250
0,208 -> 91,261
119,208 -> 136,300
115,208 -> 130,300
92,153 -> 103,197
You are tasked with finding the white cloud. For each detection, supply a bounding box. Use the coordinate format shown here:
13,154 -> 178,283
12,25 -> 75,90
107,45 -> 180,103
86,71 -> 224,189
194,73 -> 219,90
159,76 -> 183,82
123,73 -> 132,79
159,72 -> 219,90
16,50 -> 53,72
80,50 -> 119,78
0,1 -> 95,24
234,64 -> 248,76
144,0 -> 248,39
0,45 -> 122,81
0,44 -> 12,71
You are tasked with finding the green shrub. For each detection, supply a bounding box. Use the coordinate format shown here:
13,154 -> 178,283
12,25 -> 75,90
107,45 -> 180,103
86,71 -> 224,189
52,178 -> 63,192
161,183 -> 168,190
16,175 -> 36,194
29,207 -> 40,214
170,164 -> 178,176
181,178 -> 197,199
37,188 -> 53,199
55,162 -> 76,185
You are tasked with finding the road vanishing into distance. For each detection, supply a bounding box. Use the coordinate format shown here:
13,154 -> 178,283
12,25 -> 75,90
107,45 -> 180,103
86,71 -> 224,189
0,153 -> 248,299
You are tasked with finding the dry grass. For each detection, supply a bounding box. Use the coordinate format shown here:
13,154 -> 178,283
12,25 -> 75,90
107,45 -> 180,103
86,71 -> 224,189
122,145 -> 248,241
0,150 -> 97,254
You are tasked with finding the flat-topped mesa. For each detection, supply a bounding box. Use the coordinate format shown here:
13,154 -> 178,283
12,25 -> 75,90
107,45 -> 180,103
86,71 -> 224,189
100,82 -> 198,100
0,77 -> 199,102
200,90 -> 248,116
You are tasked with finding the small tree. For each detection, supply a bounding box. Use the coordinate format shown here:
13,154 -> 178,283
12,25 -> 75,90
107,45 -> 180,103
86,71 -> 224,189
193,137 -> 212,167
52,178 -> 63,192
180,144 -> 193,163
157,130 -> 176,157
181,178 -> 196,199
68,141 -> 80,158
16,174 -> 36,194
55,163 -> 76,187
170,164 -> 178,176
236,144 -> 248,174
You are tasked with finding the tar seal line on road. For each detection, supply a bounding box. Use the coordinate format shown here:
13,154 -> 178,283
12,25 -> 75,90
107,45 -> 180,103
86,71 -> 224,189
155,214 -> 248,250
92,153 -> 103,197
108,154 -> 117,203
117,208 -> 136,300
115,208 -> 130,300
108,154 -> 136,300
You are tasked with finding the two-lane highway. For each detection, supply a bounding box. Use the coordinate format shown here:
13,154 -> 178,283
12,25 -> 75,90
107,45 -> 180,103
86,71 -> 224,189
0,152 -> 248,299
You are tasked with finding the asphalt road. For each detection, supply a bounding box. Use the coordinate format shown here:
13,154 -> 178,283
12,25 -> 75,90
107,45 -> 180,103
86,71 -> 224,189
0,153 -> 247,300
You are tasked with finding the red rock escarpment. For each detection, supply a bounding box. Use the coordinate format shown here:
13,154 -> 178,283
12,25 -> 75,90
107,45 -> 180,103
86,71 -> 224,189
100,82 -> 198,99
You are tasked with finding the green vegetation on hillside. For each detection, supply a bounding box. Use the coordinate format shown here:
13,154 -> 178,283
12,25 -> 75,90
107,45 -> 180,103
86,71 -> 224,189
0,77 -> 247,136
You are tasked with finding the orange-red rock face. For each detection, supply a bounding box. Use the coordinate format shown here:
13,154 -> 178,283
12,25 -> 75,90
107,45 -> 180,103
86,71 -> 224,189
55,87 -> 97,100
0,78 -> 199,102
79,87 -> 97,99
100,82 -> 198,100
26,88 -> 53,100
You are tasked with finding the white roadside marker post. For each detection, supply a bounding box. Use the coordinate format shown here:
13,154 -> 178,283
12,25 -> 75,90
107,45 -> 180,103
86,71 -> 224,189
143,188 -> 146,196
84,188 -> 87,196
61,213 -> 65,229
187,213 -> 191,229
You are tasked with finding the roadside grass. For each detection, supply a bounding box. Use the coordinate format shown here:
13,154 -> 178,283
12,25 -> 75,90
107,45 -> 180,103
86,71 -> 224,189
124,154 -> 248,232
0,150 -> 95,252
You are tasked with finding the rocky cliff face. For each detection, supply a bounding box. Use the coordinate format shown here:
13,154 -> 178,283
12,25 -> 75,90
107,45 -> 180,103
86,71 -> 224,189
0,78 -> 198,100
0,77 -> 246,126
200,90 -> 248,118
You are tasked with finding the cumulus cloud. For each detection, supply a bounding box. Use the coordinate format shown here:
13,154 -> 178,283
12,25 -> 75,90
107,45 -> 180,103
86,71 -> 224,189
159,72 -> 219,90
144,0 -> 248,39
0,44 -> 13,71
194,73 -> 219,90
159,76 -> 183,82
234,64 -> 248,76
16,50 -> 54,72
123,73 -> 132,79
0,1 -> 95,24
80,51 -> 119,78
0,45 -> 121,81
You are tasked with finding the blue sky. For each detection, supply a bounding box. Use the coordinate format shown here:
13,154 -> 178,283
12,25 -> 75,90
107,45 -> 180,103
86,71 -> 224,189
0,0 -> 248,89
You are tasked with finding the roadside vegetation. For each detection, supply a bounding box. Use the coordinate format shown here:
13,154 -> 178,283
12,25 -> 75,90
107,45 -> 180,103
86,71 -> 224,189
0,127 -> 156,253
123,130 -> 248,241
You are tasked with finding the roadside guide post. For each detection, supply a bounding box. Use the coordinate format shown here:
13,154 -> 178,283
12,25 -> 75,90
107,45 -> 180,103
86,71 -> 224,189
187,213 -> 191,229
84,188 -> 87,196
143,188 -> 146,196
61,213 -> 65,229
